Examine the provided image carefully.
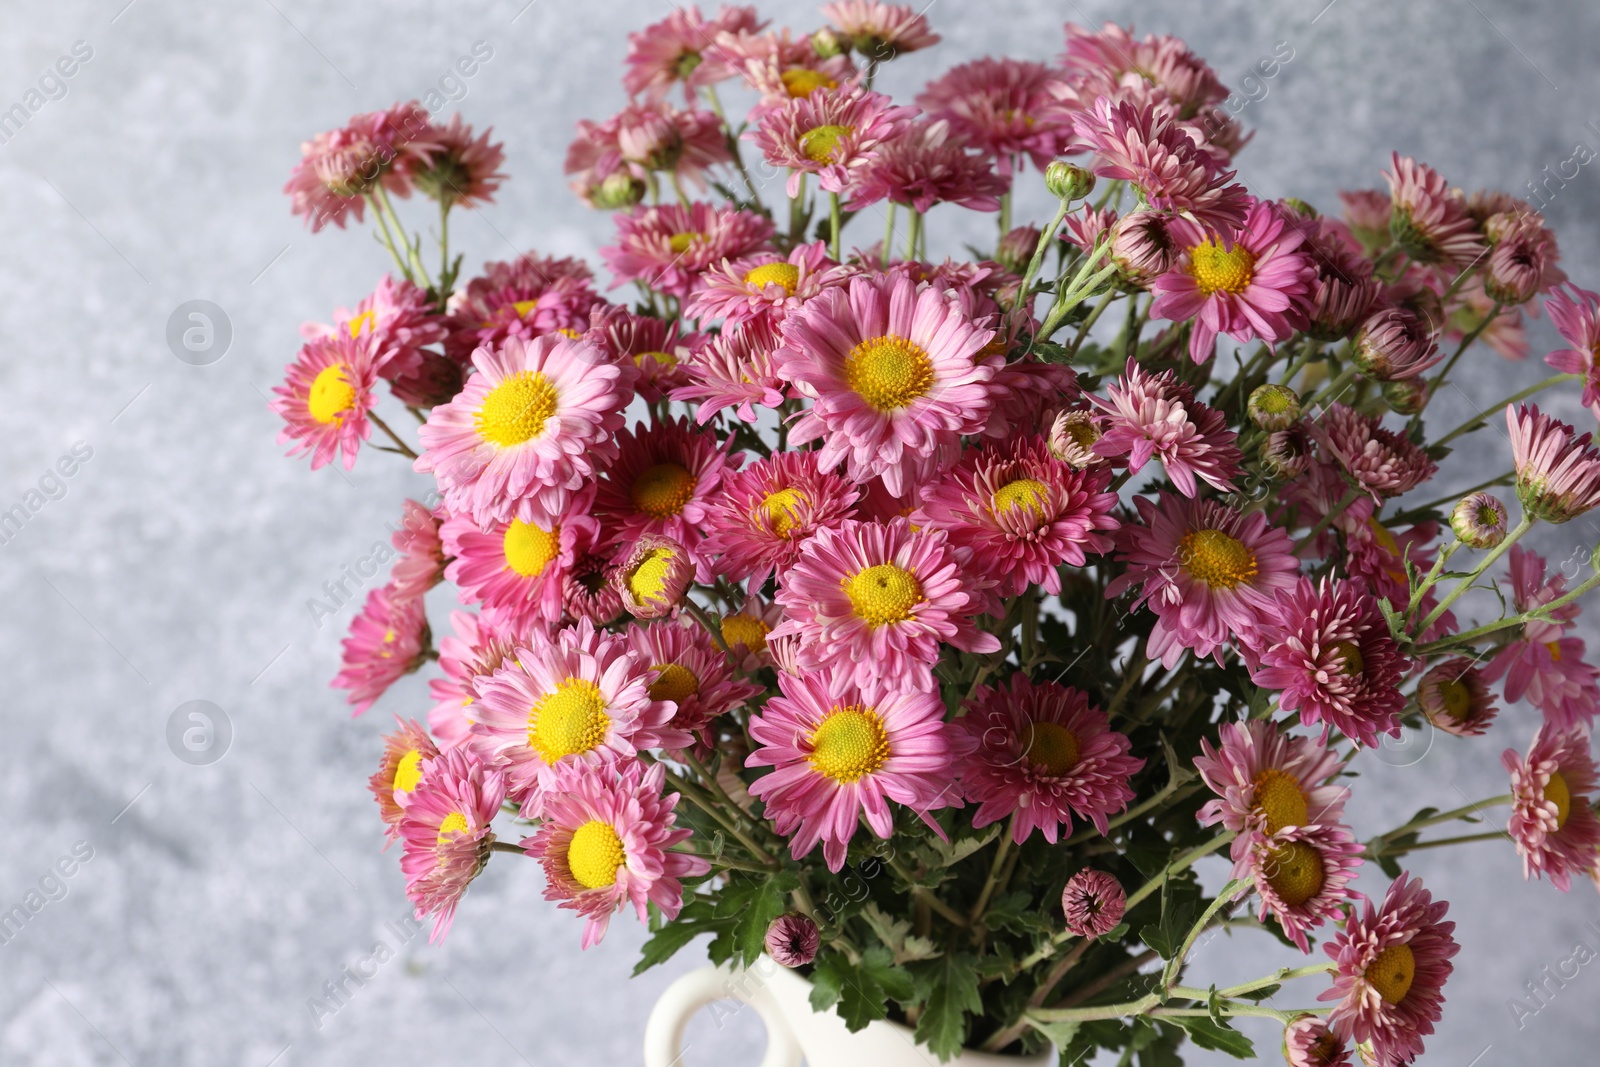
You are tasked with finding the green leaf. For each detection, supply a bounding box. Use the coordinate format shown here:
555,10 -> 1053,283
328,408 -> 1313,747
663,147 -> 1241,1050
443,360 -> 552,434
912,954 -> 984,1060
809,947 -> 914,1032
860,903 -> 940,964
1163,1015 -> 1255,1059
1235,983 -> 1280,1002
1024,1015 -> 1081,1052
633,900 -> 723,975
726,872 -> 798,967
986,891 -> 1055,936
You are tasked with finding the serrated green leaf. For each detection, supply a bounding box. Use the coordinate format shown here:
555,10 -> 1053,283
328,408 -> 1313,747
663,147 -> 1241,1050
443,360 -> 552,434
1024,1015 -> 1081,1051
1163,1014 -> 1255,1058
727,873 -> 798,967
1235,983 -> 1280,1002
912,954 -> 984,1059
809,947 -> 914,1032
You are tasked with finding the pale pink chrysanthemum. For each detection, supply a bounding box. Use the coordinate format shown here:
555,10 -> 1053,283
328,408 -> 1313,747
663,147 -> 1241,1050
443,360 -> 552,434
522,759 -> 706,949
1311,402 -> 1437,502
1282,1014 -> 1351,1067
601,202 -> 776,299
428,610 -> 522,750
622,4 -> 767,102
777,272 -> 998,496
746,668 -> 958,872
822,1 -> 940,60
1251,577 -> 1409,748
1106,493 -> 1300,668
271,333 -> 380,471
414,114 -> 507,208
746,84 -> 916,198
1320,872 -> 1458,1066
564,101 -> 731,202
700,450 -> 861,585
1047,407 -> 1108,469
369,718 -> 440,844
847,119 -> 1010,215
300,274 -> 445,385
614,535 -> 695,621
771,517 -> 1000,700
1089,359 -> 1243,497
1384,153 -> 1485,269
1506,402 -> 1600,523
1417,657 -> 1500,737
952,675 -> 1143,845
915,59 -> 1074,177
593,417 -> 739,575
1351,304 -> 1444,381
397,746 -> 506,943
673,317 -> 789,425
442,486 -> 600,634
332,584 -> 428,716
1244,823 -> 1363,953
387,498 -> 445,603
1503,726 -> 1600,892
471,618 -> 682,814
442,254 -> 601,360
912,435 -> 1120,597
1149,200 -> 1314,364
415,333 -> 633,529
1060,23 -> 1226,117
626,619 -> 762,748
284,102 -> 442,231
683,241 -> 853,326
1482,546 -> 1600,734
1544,284 -> 1600,418
1195,719 -> 1350,863
713,28 -> 857,108
1060,869 -> 1127,939
584,305 -> 703,404
764,913 -> 821,967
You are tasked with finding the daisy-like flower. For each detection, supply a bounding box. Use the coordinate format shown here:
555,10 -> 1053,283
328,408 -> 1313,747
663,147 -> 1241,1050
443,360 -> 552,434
387,498 -> 445,603
369,718 -> 440,844
1506,402 -> 1600,523
1482,209 -> 1564,305
847,117 -> 1010,216
1149,200 -> 1313,364
683,241 -> 852,326
564,102 -> 731,202
443,254 -> 600,360
765,913 -> 821,968
771,517 -> 1000,699
415,333 -> 632,528
1061,23 -> 1226,118
1417,658 -> 1499,737
713,28 -> 857,107
1245,823 -> 1364,953
721,597 -> 783,673
428,610 -> 521,750
594,417 -> 739,573
746,84 -> 915,197
284,102 -> 442,231
332,584 -> 429,716
912,435 -> 1120,597
1060,869 -> 1126,939
1320,872 -> 1458,1066
471,618 -> 680,814
271,333 -> 380,471
746,668 -> 958,872
626,620 -> 761,748
441,487 -> 600,634
601,202 -> 776,299
397,747 -> 506,943
700,450 -> 861,585
614,535 -> 695,621
1311,403 -> 1437,502
1543,284 -> 1600,418
674,315 -> 789,424
951,675 -> 1143,844
1195,720 -> 1351,859
1503,726 -> 1600,891
622,4 -> 766,102
585,306 -> 701,404
1384,153 -> 1485,269
1047,407 -> 1107,469
914,58 -> 1075,176
1482,546 -> 1600,734
522,759 -> 706,949
821,1 -> 940,60
1251,577 -> 1409,748
776,272 -> 997,496
1282,1014 -> 1351,1067
1089,360 -> 1243,497
1107,493 -> 1300,668
413,114 -> 507,208
301,274 -> 445,386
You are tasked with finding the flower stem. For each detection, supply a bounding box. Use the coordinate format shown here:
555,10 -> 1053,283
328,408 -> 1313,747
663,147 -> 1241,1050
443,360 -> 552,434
1434,375 -> 1581,447
966,816 -> 1016,926
828,191 -> 842,261
368,411 -> 418,459
1212,963 -> 1335,1000
880,202 -> 897,269
1125,832 -> 1234,912
1417,515 -> 1533,636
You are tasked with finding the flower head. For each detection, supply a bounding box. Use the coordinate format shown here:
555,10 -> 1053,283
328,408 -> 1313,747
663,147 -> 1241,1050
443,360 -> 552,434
369,718 -> 440,843
594,417 -> 739,572
397,747 -> 506,943
747,84 -> 915,197
1543,284 -> 1600,418
1503,726 -> 1600,891
1245,824 -> 1364,953
602,202 -> 776,299
1312,403 -> 1437,502
1384,154 -> 1484,269
387,498 -> 446,603
615,535 -> 695,621
1061,870 -> 1126,938
285,103 -> 442,231
414,114 -> 506,208
1195,719 -> 1351,853
271,333 -> 381,471
673,314 -> 789,424
821,1 -> 939,60
683,241 -> 852,326
1482,546 -> 1600,734
1282,1014 -> 1351,1067
1507,402 -> 1600,523
441,487 -> 601,634
1449,492 -> 1508,549
301,274 -> 445,386
765,913 -> 821,967
332,584 -> 428,715
700,450 -> 861,585
1417,658 -> 1499,737
443,254 -> 600,360
623,4 -> 766,101
428,610 -> 521,749
914,58 -> 1074,176
846,119 -> 1009,214
1351,305 -> 1443,381
1089,359 -> 1243,497
626,619 -> 761,748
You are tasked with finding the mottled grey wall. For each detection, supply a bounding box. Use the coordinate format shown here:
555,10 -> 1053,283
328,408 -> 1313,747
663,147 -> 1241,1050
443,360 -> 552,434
2,0 -> 1599,1064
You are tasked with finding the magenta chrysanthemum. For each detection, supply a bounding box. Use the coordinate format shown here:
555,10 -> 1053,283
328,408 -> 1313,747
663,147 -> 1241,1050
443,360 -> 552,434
673,314 -> 789,424
765,912 -> 822,967
271,333 -> 381,471
441,486 -> 600,634
301,274 -> 445,385
1482,546 -> 1600,733
387,498 -> 446,603
332,583 -> 428,715
622,4 -> 766,102
564,101 -> 731,203
1506,402 -> 1600,523
700,450 -> 861,585
1061,23 -> 1225,117
1312,402 -> 1437,502
821,1 -> 940,58
626,619 -> 761,747
397,747 -> 506,943
415,114 -> 506,208
1243,823 -> 1363,953
593,417 -> 740,573
846,119 -> 1009,214
428,610 -> 522,750
1195,719 -> 1350,862
601,201 -> 776,298
1544,284 -> 1600,418
1060,869 -> 1127,938
1502,726 -> 1600,891
683,241 -> 852,326
1282,1014 -> 1351,1067
1384,153 -> 1484,269
1089,359 -> 1243,496
746,84 -> 915,197
914,58 -> 1074,176
442,253 -> 600,360
284,102 -> 442,231
1417,657 -> 1500,736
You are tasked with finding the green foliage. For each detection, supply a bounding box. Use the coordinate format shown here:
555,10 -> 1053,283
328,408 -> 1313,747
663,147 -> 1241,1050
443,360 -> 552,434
809,946 -> 916,1032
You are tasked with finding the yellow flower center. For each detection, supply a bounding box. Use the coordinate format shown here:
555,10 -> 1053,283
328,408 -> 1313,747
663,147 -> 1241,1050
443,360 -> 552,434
1023,721 -> 1080,776
308,363 -> 357,425
992,478 -> 1050,520
1546,641 -> 1564,662
1329,640 -> 1365,676
475,371 -> 559,447
1178,529 -> 1258,589
845,334 -> 934,411
1188,239 -> 1257,295
744,262 -> 801,294
567,820 -> 626,889
631,462 -> 698,518
1545,770 -> 1572,829
648,662 -> 700,705
393,749 -> 424,793
1062,418 -> 1099,450
347,310 -> 377,337
436,810 -> 469,846
1366,518 -> 1401,556
668,231 -> 702,254
1264,840 -> 1324,907
800,124 -> 852,163
503,519 -> 560,578
510,299 -> 542,319
627,546 -> 679,606
635,349 -> 678,369
721,613 -> 770,650
808,705 -> 890,783
757,488 -> 808,537
844,564 -> 922,626
528,678 -> 610,763
781,68 -> 836,97
1251,769 -> 1310,834
1365,944 -> 1416,1005
1436,677 -> 1472,721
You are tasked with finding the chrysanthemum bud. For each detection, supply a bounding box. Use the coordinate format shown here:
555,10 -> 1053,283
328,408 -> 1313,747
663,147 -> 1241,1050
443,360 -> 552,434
614,536 -> 691,619
1108,211 -> 1177,288
1450,492 -> 1508,548
1282,1014 -> 1349,1067
812,27 -> 846,58
765,913 -> 821,967
1416,658 -> 1499,737
995,225 -> 1042,274
1047,409 -> 1103,468
1061,869 -> 1125,938
1260,427 -> 1313,480
1381,377 -> 1429,416
591,171 -> 647,211
1352,306 -> 1442,381
1247,384 -> 1301,431
1281,197 -> 1318,219
1044,161 -> 1095,203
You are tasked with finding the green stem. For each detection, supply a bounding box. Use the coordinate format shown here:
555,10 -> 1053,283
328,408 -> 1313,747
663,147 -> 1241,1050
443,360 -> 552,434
682,600 -> 729,652
669,170 -> 692,210
998,190 -> 1011,237
1277,335 -> 1322,390
1417,515 -> 1533,635
1434,375 -> 1581,447
1372,829 -> 1506,857
788,172 -> 808,245
376,183 -> 435,290
1212,963 -> 1335,1000
489,840 -> 529,856
1293,487 -> 1362,555
905,209 -> 923,262
658,764 -> 778,867
880,202 -> 897,269
1161,879 -> 1247,991
1428,302 -> 1504,394
1125,833 -> 1234,912
966,817 -> 1016,926
1309,365 -> 1359,410
1066,289 -> 1117,358
828,191 -> 842,261
1406,539 -> 1461,619
887,854 -> 970,928
368,411 -> 418,459
366,194 -> 415,283
1367,795 -> 1512,851
1015,199 -> 1071,313
1388,471 -> 1514,526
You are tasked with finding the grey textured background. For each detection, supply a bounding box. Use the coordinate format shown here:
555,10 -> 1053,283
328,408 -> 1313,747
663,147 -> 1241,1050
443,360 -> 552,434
4,0 -> 1600,1063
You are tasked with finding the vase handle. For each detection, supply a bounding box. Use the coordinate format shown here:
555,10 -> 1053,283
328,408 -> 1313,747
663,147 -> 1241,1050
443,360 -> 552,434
643,963 -> 803,1067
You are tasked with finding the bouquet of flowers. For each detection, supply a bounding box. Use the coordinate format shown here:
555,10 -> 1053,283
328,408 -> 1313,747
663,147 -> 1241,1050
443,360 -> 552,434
273,5 -> 1600,1064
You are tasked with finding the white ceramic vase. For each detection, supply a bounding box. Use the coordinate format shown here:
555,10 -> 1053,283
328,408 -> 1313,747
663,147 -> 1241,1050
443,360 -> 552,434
644,957 -> 1054,1067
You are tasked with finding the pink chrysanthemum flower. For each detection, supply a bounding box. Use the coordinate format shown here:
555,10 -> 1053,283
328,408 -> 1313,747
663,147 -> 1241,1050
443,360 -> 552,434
1384,153 -> 1485,269
822,1 -> 940,60
585,306 -> 702,404
1482,208 -> 1564,305
1060,869 -> 1127,939
301,274 -> 445,386
471,619 -> 681,814
713,28 -> 857,108
1416,657 -> 1500,737
369,718 -> 440,844
387,498 -> 445,603
1150,200 -> 1314,364
915,59 -> 1074,176
1282,1014 -> 1351,1067
614,535 -> 695,621
746,669 -> 958,872
1244,823 -> 1363,953
746,84 -> 915,197
683,241 -> 852,326
721,597 -> 784,673
700,450 -> 861,585
428,610 -> 522,750
777,272 -> 997,496
564,102 -> 731,202
1351,304 -> 1444,381
1089,359 -> 1242,497
1544,284 -> 1600,418
562,547 -> 625,627
1299,217 -> 1380,341
951,675 -> 1143,844
912,435 -> 1120,597
442,487 -> 600,634
771,518 -> 1000,699
1195,720 -> 1350,862
1506,402 -> 1600,523
980,355 -> 1081,441
765,913 -> 822,968
622,4 -> 766,102
1107,493 -> 1300,668
332,584 -> 428,716
522,759 -> 707,949
397,747 -> 506,943
673,315 -> 789,424
1503,726 -> 1600,891
847,119 -> 1010,214
1252,577 -> 1409,748
414,114 -> 507,208
415,333 -> 632,528
1320,872 -> 1458,1066
601,202 -> 776,299
1061,23 -> 1226,117
626,620 -> 761,748
1312,403 -> 1437,502
442,254 -> 600,360
1482,546 -> 1600,734
271,333 -> 380,471
284,102 -> 442,231
593,417 -> 739,575
1340,188 -> 1393,251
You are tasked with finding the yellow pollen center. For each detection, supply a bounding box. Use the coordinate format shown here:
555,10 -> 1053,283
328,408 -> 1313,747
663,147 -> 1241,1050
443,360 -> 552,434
528,678 -> 611,763
668,232 -> 701,254
721,614 -> 770,651
347,310 -> 377,337
628,547 -> 679,605
1188,239 -> 1257,295
1365,944 -> 1416,1005
808,705 -> 890,783
1264,841 -> 1325,907
1023,721 -> 1081,775
800,124 -> 852,163
844,334 -> 934,411
1545,771 -> 1572,829
1251,768 -> 1309,834
781,68 -> 836,97
1546,641 -> 1564,662
1367,518 -> 1401,556
307,363 -> 357,425
503,519 -> 560,578
648,662 -> 700,704
1437,678 -> 1473,720
436,810 -> 469,846
567,820 -> 626,889
757,488 -> 809,537
1329,640 -> 1365,676
393,749 -> 424,793
993,478 -> 1050,520
844,564 -> 923,625
744,262 -> 801,294
631,462 -> 698,518
1178,529 -> 1258,589
635,349 -> 678,369
475,371 -> 558,447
